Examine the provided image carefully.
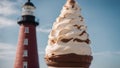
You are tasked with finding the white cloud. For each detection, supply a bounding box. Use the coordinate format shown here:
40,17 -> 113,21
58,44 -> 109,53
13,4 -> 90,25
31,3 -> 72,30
93,51 -> 120,56
0,0 -> 19,16
0,43 -> 15,50
0,43 -> 16,59
0,17 -> 16,28
0,0 -> 20,28
37,28 -> 51,33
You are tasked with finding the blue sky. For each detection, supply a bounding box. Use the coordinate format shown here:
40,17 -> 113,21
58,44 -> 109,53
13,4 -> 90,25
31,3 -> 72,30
0,0 -> 120,68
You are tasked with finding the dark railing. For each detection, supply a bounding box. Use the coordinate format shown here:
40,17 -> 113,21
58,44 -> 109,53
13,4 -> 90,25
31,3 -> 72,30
17,16 -> 39,26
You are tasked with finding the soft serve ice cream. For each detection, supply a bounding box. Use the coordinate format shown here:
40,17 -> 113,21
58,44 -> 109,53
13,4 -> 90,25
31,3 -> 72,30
45,0 -> 93,67
46,0 -> 92,57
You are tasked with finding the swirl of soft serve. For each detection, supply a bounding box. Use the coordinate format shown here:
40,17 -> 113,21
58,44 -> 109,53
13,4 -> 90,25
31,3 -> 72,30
46,0 -> 92,57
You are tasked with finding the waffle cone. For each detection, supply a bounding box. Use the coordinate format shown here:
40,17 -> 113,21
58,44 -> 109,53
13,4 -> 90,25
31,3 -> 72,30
45,53 -> 93,68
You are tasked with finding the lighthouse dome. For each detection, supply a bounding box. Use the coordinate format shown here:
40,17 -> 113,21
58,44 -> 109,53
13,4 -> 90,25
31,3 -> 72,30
24,1 -> 35,8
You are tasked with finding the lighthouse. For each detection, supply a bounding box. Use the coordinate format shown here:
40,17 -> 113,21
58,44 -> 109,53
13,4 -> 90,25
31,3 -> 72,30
14,0 -> 39,68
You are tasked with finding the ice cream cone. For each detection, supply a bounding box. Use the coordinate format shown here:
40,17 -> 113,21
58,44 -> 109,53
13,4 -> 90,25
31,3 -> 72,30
45,0 -> 93,68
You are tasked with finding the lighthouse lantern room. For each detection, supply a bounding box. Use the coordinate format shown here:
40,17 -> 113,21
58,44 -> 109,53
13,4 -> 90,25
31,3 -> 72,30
18,0 -> 39,26
22,0 -> 35,16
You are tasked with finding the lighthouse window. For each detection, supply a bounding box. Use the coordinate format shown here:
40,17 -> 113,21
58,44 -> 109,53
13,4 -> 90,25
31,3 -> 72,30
24,27 -> 29,33
23,50 -> 28,57
23,62 -> 27,68
24,39 -> 28,45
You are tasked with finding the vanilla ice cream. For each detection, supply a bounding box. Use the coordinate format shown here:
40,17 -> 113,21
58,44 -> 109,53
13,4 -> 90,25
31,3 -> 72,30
46,0 -> 92,57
